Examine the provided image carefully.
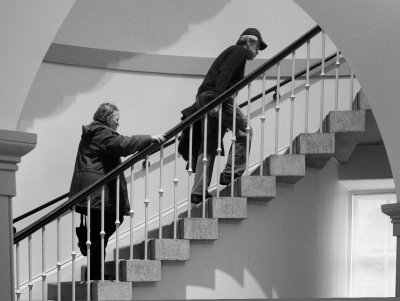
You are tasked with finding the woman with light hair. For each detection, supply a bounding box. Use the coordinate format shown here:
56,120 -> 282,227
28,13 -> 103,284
70,102 -> 164,280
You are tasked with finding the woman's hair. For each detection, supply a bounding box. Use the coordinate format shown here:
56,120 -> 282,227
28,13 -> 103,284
93,102 -> 119,124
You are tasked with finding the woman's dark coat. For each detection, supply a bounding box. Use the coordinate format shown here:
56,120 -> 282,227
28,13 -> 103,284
70,121 -> 152,217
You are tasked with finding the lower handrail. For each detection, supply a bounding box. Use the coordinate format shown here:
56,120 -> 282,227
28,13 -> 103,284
13,193 -> 69,223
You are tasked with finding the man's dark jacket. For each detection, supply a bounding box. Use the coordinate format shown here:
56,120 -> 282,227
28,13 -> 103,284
178,45 -> 247,168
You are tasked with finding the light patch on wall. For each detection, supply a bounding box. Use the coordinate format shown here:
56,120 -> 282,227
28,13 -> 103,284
340,179 -> 395,191
186,268 -> 267,299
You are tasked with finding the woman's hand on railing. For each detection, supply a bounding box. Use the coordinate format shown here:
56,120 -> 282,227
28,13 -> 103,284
151,134 -> 166,144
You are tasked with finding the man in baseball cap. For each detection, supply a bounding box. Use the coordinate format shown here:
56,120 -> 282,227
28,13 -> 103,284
238,27 -> 268,50
189,28 -> 268,204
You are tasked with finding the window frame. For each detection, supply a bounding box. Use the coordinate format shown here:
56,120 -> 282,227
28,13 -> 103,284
347,188 -> 396,297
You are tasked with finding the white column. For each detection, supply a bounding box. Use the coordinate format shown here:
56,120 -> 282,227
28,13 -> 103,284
382,202 -> 400,297
0,130 -> 36,301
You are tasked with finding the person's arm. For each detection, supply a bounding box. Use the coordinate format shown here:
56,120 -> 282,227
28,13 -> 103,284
214,47 -> 247,97
100,130 -> 153,157
99,130 -> 165,157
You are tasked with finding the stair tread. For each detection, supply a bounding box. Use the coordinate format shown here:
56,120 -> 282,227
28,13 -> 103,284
149,238 -> 190,261
179,217 -> 218,240
220,176 -> 276,201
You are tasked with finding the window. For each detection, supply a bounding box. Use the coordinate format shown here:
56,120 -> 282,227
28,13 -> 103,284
349,192 -> 396,297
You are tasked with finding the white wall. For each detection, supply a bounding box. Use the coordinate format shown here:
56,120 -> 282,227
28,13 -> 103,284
293,0 -> 400,202
53,0 -> 317,59
0,1 -> 76,130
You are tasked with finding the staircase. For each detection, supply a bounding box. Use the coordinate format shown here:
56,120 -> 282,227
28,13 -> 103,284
14,26 -> 388,301
47,93 -> 380,300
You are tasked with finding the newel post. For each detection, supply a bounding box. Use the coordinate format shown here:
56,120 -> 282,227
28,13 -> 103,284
382,202 -> 400,297
0,130 -> 36,301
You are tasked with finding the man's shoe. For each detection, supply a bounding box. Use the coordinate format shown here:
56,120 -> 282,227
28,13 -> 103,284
219,173 -> 239,185
191,192 -> 212,204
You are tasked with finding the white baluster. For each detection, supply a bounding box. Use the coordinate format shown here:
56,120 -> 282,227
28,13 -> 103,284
216,105 -> 222,197
115,176 -> 120,281
187,126 -> 193,216
71,209 -> 76,301
246,83 -> 251,174
202,114 -> 208,216
42,226 -> 47,301
130,166 -> 135,259
173,135 -> 179,238
275,63 -> 281,154
335,48 -> 341,111
320,31 -> 326,132
56,218 -> 61,301
159,147 -> 165,235
144,156 -> 149,260
28,235 -> 33,301
100,186 -> 105,281
260,73 -> 266,176
15,242 -> 21,301
350,70 -> 355,109
305,40 -> 311,133
86,196 -> 91,301
290,51 -> 296,155
231,95 -> 237,197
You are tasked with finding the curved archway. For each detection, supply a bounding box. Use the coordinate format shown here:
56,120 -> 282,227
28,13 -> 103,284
0,1 -> 77,130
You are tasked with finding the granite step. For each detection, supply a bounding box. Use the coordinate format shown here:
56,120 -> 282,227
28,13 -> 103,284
208,197 -> 247,219
262,154 -> 305,184
80,259 -> 161,282
220,176 -> 276,201
149,238 -> 190,261
179,217 -> 218,240
324,110 -> 366,163
120,259 -> 161,282
48,280 -> 132,301
293,132 -> 335,169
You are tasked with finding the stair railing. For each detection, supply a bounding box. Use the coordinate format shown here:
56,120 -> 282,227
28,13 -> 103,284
12,50 -> 339,227
13,25 -> 360,301
12,49 -> 341,228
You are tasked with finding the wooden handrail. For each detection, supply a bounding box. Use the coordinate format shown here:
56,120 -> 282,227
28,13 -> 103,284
13,193 -> 69,223
238,52 -> 338,108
